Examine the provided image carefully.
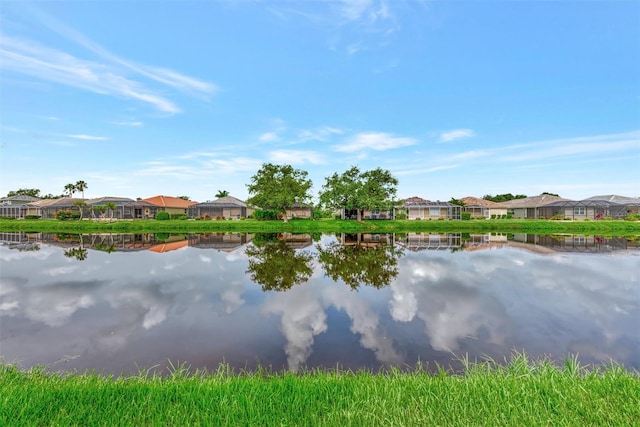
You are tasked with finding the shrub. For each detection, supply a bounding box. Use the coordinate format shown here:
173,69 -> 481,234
170,214 -> 188,220
395,213 -> 407,220
461,212 -> 471,221
254,210 -> 279,221
490,214 -> 496,220
155,211 -> 170,220
506,213 -> 513,219
56,210 -> 73,220
549,214 -> 564,220
25,215 -> 41,220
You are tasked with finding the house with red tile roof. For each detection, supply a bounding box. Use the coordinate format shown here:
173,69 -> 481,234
143,195 -> 198,216
460,196 -> 508,219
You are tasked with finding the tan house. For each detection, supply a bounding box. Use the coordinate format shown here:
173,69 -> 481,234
460,196 -> 508,219
143,195 -> 198,216
286,203 -> 313,220
188,196 -> 252,219
398,197 -> 461,220
502,194 -> 570,219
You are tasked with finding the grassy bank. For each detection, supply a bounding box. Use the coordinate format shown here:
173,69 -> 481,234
2,355 -> 638,426
2,218 -> 640,235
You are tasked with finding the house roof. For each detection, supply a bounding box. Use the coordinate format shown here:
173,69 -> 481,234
0,195 -> 41,203
143,195 -> 198,208
27,197 -> 86,207
502,194 -> 571,208
403,196 -> 430,204
148,240 -> 189,253
583,195 -> 640,205
86,197 -> 157,207
460,196 -> 506,208
404,200 -> 460,208
192,196 -> 247,208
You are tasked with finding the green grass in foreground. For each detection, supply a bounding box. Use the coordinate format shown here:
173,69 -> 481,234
2,218 -> 640,235
2,354 -> 639,426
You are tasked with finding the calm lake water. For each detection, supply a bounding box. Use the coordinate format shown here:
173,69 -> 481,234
1,232 -> 639,375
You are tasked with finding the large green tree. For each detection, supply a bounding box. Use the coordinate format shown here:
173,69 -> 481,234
246,163 -> 313,222
318,166 -> 399,221
483,193 -> 527,203
6,188 -> 41,198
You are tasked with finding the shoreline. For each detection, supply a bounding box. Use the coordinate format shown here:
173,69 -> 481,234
1,218 -> 640,235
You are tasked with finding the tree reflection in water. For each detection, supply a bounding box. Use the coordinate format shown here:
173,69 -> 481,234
316,234 -> 404,290
245,234 -> 314,292
63,247 -> 88,261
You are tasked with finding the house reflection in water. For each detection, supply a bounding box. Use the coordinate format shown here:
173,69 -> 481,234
395,233 -> 462,251
340,233 -> 394,247
509,234 -> 637,253
188,233 -> 254,252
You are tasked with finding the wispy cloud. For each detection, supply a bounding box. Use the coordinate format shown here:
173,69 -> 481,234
64,134 -> 109,141
439,129 -> 476,143
1,8 -> 217,114
442,130 -> 639,166
259,132 -> 279,142
334,132 -> 416,152
269,150 -> 326,165
112,121 -> 144,127
395,164 -> 459,176
296,126 -> 344,143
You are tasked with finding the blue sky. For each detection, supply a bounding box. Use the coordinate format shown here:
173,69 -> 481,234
1,1 -> 639,202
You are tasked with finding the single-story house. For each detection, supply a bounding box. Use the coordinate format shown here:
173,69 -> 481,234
188,196 -> 252,219
397,197 -> 461,220
143,195 -> 198,216
341,208 -> 394,220
85,197 -> 159,220
460,196 -> 508,219
0,195 -> 41,218
502,194 -> 569,219
286,203 -> 313,220
26,197 -> 87,219
536,195 -> 640,220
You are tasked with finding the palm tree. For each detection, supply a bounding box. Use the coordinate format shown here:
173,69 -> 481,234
215,190 -> 230,198
64,183 -> 76,197
105,202 -> 117,221
75,180 -> 88,198
73,200 -> 87,220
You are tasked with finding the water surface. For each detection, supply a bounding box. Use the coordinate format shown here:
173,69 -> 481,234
1,232 -> 638,375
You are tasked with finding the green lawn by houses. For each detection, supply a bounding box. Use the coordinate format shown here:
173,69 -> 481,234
1,218 -> 639,235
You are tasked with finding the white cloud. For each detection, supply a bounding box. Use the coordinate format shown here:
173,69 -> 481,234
269,150 -> 326,165
112,121 -> 143,127
64,134 -> 109,141
259,132 -> 279,142
0,13 -> 216,114
439,129 -> 476,143
334,132 -> 416,152
296,126 -> 344,143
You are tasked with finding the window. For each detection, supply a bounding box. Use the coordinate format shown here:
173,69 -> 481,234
574,207 -> 586,216
429,208 -> 440,217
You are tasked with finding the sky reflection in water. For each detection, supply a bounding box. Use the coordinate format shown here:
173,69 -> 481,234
1,233 -> 638,375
